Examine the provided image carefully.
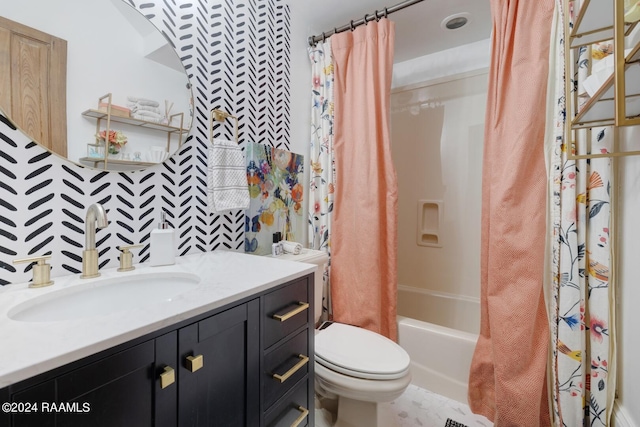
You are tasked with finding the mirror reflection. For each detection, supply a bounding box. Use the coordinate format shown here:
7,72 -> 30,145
0,0 -> 192,171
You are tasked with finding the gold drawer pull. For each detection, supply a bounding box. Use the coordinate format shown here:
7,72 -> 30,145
160,366 -> 175,389
272,354 -> 309,383
273,302 -> 309,322
186,354 -> 204,372
291,405 -> 309,427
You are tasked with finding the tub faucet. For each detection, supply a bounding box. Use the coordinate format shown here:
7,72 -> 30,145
81,203 -> 109,279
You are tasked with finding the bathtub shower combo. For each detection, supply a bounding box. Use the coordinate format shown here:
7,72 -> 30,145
391,67 -> 488,405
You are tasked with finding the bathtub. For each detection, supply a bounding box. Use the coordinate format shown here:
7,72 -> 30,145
397,285 -> 480,404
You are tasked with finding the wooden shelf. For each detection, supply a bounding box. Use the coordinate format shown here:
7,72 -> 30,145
81,109 -> 188,134
79,157 -> 157,168
82,93 -> 189,170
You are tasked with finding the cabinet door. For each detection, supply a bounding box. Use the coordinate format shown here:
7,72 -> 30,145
10,340 -> 155,427
178,299 -> 260,427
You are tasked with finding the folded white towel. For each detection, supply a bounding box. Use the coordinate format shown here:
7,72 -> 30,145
127,97 -> 160,107
207,139 -> 250,214
130,105 -> 162,114
131,112 -> 161,123
281,240 -> 303,255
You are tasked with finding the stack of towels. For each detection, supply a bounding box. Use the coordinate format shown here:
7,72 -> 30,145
127,97 -> 163,123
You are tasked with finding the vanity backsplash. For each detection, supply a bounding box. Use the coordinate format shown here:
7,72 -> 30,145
0,0 -> 291,285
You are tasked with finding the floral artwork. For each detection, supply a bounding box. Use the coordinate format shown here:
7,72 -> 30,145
244,142 -> 304,255
96,129 -> 128,155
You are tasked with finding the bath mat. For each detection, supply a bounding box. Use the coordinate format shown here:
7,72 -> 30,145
444,419 -> 469,427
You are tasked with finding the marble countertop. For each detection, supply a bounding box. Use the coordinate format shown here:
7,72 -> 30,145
0,250 -> 316,388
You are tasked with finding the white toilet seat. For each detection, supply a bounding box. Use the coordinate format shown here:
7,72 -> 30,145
315,322 -> 410,380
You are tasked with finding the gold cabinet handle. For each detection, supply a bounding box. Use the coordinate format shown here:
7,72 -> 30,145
291,406 -> 309,427
272,302 -> 309,322
160,366 -> 175,389
186,354 -> 204,373
272,354 -> 309,383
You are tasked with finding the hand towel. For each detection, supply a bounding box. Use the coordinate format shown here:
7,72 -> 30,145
281,240 -> 302,255
207,139 -> 250,214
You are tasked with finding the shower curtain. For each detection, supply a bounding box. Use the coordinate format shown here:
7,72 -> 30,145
308,39 -> 335,254
308,40 -> 335,318
467,0 -> 554,424
547,2 -> 615,425
330,19 -> 398,340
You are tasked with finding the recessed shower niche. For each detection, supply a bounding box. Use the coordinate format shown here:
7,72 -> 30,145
417,200 -> 443,248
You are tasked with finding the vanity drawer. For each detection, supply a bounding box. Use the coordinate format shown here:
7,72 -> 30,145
264,378 -> 310,427
263,278 -> 310,349
264,329 -> 309,408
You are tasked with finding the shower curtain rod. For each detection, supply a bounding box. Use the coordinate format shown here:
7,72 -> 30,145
307,0 -> 425,47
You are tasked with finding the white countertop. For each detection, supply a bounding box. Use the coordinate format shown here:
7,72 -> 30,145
0,250 -> 315,388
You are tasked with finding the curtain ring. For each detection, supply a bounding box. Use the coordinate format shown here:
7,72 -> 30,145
350,20 -> 355,31
322,32 -> 326,43
384,7 -> 388,19
364,14 -> 368,25
374,10 -> 379,22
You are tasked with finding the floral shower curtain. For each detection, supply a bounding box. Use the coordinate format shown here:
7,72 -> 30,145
548,2 -> 615,425
308,40 -> 335,318
308,40 -> 335,253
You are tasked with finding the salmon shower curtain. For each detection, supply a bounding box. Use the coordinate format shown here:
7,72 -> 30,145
330,19 -> 398,340
467,0 -> 554,424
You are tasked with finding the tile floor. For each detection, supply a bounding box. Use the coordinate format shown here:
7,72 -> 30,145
315,384 -> 493,427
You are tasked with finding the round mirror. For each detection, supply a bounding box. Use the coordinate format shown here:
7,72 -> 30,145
0,0 -> 192,171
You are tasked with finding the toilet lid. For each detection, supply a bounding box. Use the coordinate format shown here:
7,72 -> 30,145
315,323 -> 410,380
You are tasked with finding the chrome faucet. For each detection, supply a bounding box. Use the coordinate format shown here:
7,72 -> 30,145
81,203 -> 109,279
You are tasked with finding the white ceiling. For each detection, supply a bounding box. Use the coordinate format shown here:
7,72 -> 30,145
300,0 -> 492,63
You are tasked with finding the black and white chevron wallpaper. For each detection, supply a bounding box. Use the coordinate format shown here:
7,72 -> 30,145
0,0 -> 291,285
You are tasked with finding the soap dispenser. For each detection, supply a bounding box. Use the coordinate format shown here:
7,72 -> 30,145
150,211 -> 176,266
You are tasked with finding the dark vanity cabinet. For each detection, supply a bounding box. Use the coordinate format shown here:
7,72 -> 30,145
1,274 -> 314,427
8,340 -> 159,427
178,300 -> 260,427
262,278 -> 314,427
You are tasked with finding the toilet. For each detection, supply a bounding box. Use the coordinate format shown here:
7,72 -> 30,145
278,249 -> 411,427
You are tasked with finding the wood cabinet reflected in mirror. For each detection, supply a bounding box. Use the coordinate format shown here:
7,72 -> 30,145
0,0 -> 192,171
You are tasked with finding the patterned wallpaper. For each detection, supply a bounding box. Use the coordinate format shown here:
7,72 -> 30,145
0,0 -> 291,285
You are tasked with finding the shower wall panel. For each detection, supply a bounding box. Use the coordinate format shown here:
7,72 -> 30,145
391,72 -> 488,299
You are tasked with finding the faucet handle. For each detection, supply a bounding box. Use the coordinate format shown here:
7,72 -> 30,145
117,244 -> 143,272
13,255 -> 54,288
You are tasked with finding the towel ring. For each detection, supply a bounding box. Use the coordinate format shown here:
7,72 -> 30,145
210,109 -> 239,145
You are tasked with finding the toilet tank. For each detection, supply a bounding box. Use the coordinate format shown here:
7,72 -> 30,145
274,249 -> 328,325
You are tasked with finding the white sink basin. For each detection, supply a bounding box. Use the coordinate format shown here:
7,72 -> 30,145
8,272 -> 201,322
